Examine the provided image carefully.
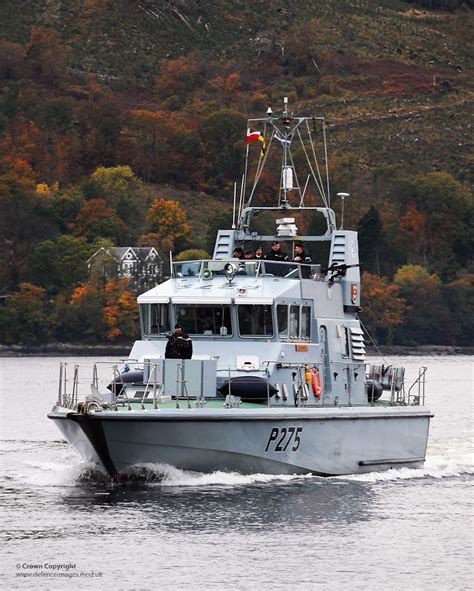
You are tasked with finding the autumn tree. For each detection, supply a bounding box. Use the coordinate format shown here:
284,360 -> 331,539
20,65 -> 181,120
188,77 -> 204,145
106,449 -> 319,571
359,272 -> 405,344
71,198 -> 129,244
76,87 -> 124,171
0,41 -> 28,81
155,52 -> 210,102
103,278 -> 139,341
25,26 -> 70,86
89,165 -> 148,235
142,198 -> 191,253
127,110 -> 179,183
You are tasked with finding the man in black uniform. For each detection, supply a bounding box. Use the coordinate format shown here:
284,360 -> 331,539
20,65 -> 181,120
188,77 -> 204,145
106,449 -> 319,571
165,324 -> 193,359
293,242 -> 312,263
265,241 -> 288,261
264,241 -> 288,275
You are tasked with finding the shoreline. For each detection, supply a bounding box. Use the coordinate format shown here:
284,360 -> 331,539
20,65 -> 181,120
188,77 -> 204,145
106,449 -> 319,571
0,343 -> 472,357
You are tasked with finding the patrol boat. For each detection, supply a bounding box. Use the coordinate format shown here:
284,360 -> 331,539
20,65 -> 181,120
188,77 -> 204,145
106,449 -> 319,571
48,99 -> 432,478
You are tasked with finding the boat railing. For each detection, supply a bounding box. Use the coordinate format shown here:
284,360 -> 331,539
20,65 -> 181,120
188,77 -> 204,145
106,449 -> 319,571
57,359 -> 328,411
407,367 -> 427,406
173,259 -> 324,282
366,364 -> 427,406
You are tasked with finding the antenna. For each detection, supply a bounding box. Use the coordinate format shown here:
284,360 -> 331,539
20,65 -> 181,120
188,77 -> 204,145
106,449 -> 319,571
232,182 -> 237,229
337,193 -> 350,229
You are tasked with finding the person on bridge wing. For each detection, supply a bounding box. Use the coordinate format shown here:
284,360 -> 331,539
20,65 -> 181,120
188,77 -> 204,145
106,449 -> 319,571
264,241 -> 288,261
165,324 -> 193,359
293,242 -> 312,263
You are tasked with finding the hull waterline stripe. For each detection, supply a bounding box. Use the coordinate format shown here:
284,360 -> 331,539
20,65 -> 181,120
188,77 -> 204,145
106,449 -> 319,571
358,457 -> 425,466
65,412 -> 433,423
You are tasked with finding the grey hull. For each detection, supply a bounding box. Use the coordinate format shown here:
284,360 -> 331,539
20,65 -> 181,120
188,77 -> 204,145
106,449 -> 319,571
49,406 -> 432,477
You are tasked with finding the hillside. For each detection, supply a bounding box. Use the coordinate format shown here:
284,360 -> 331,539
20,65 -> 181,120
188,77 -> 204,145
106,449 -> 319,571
0,0 -> 472,346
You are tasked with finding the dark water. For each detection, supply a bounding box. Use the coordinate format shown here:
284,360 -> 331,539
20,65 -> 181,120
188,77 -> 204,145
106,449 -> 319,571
1,356 -> 472,590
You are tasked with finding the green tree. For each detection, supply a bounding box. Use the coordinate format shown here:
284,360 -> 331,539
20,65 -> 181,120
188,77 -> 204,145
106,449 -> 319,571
0,283 -> 53,345
175,248 -> 210,261
28,235 -> 92,294
442,275 -> 474,346
409,173 -> 472,277
357,206 -> 385,275
54,283 -> 107,343
201,109 -> 246,190
205,209 -> 233,254
394,264 -> 450,345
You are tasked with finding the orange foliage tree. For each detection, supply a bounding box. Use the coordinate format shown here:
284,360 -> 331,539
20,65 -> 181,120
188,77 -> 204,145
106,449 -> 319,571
71,198 -> 128,244
103,278 -> 139,341
142,198 -> 191,252
360,272 -> 406,344
128,110 -> 179,183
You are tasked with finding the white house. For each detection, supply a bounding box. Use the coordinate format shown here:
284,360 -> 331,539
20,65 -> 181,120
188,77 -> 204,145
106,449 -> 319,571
88,247 -> 163,292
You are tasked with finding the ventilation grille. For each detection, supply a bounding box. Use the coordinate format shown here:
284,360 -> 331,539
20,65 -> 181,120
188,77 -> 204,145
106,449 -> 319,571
350,326 -> 366,362
330,233 -> 346,265
213,231 -> 235,259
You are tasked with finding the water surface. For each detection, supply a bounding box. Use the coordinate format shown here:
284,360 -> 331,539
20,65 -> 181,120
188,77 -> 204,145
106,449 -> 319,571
1,356 -> 472,590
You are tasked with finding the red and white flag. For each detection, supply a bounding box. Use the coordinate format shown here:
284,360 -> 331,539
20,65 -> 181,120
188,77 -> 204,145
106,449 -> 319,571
246,128 -> 266,155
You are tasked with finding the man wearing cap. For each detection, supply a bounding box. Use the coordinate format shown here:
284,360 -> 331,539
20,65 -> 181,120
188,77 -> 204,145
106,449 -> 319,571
264,241 -> 288,261
293,242 -> 312,263
165,323 -> 193,359
254,245 -> 264,259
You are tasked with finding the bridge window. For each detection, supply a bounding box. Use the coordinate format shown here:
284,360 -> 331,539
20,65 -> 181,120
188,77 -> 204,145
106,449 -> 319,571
141,303 -> 170,335
238,305 -> 274,337
277,304 -> 288,337
301,306 -> 311,339
276,304 -> 311,340
289,305 -> 300,338
175,304 -> 232,336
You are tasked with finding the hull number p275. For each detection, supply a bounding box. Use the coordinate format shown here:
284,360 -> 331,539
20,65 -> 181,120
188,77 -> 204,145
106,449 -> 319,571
265,427 -> 303,453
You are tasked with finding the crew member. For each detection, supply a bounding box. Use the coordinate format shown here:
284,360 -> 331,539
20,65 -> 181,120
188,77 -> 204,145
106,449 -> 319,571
165,324 -> 193,359
293,242 -> 312,263
265,241 -> 288,261
254,245 -> 263,259
244,250 -> 253,259
232,247 -> 244,259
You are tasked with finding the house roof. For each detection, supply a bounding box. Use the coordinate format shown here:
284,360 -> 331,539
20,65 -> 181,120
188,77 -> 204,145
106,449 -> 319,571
88,247 -> 161,263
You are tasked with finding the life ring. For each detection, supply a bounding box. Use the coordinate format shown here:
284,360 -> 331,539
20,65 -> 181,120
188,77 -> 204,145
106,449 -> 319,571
311,367 -> 321,398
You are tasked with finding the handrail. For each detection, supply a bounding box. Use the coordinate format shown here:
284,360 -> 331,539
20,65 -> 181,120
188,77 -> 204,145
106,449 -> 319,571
408,367 -> 427,406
